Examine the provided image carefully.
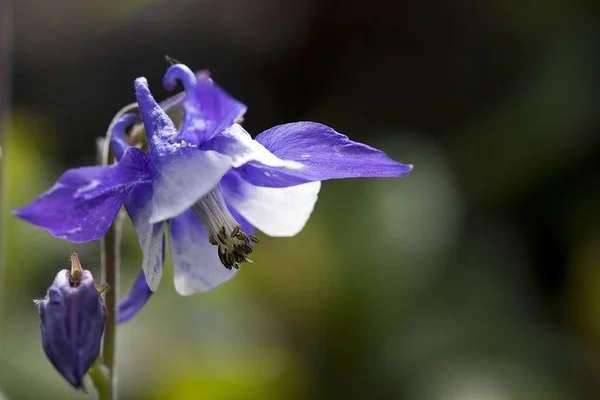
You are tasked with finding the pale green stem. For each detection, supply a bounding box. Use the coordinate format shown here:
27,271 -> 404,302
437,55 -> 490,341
97,103 -> 138,400
0,0 -> 11,336
88,359 -> 111,400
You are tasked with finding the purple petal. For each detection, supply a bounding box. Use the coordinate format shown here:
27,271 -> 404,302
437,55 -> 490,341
162,64 -> 247,145
221,170 -> 321,237
124,182 -> 166,292
237,122 -> 413,187
169,209 -> 238,295
109,113 -> 138,161
135,76 -> 234,223
149,146 -> 233,223
117,270 -> 153,324
135,77 -> 179,152
162,63 -> 198,92
13,148 -> 150,242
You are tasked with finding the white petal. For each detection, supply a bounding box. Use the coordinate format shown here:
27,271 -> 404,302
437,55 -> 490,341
139,223 -> 165,292
221,172 -> 321,237
149,148 -> 233,224
124,183 -> 165,291
209,124 -> 306,169
169,209 -> 238,295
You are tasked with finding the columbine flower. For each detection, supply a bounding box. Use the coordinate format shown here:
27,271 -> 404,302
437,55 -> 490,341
13,74 -> 302,291
119,64 -> 412,320
15,63 -> 412,322
37,253 -> 106,390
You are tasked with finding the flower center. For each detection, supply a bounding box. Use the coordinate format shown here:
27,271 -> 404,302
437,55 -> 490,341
192,186 -> 259,270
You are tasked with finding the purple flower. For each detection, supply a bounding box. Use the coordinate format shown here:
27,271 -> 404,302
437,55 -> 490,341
15,63 -> 412,322
120,64 -> 411,320
37,254 -> 106,390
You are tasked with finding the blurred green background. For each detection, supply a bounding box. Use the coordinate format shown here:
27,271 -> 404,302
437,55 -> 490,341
1,0 -> 600,399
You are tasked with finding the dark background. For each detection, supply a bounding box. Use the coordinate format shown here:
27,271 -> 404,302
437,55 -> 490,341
1,0 -> 600,399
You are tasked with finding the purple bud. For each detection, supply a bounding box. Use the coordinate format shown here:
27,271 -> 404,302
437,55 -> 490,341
37,254 -> 107,390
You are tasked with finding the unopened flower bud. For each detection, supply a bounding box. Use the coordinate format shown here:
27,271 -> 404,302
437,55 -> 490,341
37,253 -> 107,389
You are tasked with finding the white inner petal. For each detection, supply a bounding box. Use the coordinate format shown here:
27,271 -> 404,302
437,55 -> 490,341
221,124 -> 306,170
126,184 -> 165,292
169,211 -> 238,295
150,149 -> 233,224
140,222 -> 165,292
222,175 -> 321,237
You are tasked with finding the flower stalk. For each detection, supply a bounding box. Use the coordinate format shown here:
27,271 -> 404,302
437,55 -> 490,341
88,359 -> 111,400
97,103 -> 137,400
99,218 -> 119,400
0,0 -> 11,331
